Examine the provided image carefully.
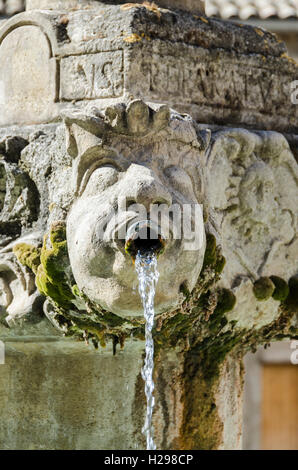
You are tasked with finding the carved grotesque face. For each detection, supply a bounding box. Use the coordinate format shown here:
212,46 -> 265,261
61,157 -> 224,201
66,104 -> 206,317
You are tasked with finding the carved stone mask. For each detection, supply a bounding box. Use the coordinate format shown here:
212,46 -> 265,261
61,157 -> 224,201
65,101 -> 207,317
2,100 -> 297,352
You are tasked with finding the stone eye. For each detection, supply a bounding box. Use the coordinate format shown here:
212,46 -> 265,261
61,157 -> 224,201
80,163 -> 119,197
164,166 -> 197,201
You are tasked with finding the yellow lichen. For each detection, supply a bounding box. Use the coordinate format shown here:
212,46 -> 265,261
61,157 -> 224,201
13,243 -> 41,275
200,16 -> 209,24
121,2 -> 161,18
35,222 -> 75,309
254,27 -> 264,37
281,52 -> 298,66
123,33 -> 143,43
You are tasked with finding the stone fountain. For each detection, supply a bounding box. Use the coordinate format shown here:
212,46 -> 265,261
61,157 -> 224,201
0,0 -> 297,450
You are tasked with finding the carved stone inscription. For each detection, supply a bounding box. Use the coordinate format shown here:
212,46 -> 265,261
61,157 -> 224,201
150,53 -> 296,115
60,51 -> 124,101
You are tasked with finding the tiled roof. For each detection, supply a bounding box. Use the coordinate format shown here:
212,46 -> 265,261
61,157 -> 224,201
0,0 -> 24,16
1,1 -> 298,20
205,0 -> 298,19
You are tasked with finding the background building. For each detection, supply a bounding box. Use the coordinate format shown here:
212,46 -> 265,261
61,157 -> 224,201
206,0 -> 298,60
243,342 -> 298,450
0,0 -> 24,18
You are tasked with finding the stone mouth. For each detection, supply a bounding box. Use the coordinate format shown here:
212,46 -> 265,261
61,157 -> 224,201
124,220 -> 166,260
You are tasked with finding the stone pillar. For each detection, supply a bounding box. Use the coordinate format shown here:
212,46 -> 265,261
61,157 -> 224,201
0,0 -> 297,451
153,348 -> 243,450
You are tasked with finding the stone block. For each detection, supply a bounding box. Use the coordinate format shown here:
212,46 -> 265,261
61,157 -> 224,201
0,6 -> 296,131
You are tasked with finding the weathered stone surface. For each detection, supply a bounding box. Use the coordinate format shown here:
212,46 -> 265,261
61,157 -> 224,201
206,129 -> 298,331
200,130 -> 298,359
60,51 -> 124,101
0,339 -> 146,450
0,24 -> 57,126
0,338 -> 243,450
0,238 -> 43,327
0,5 -> 296,131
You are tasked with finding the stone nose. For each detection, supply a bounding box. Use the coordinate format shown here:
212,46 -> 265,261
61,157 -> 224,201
127,170 -> 172,211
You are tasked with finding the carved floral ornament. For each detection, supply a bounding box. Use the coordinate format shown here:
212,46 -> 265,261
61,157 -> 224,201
0,100 -> 296,358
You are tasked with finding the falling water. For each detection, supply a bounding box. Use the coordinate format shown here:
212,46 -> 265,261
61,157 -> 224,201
135,251 -> 160,451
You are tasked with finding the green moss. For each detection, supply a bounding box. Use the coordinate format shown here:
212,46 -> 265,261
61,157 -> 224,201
36,222 -> 75,309
179,349 -> 223,450
204,291 -> 236,341
71,284 -> 81,297
13,243 -> 41,275
39,222 -> 70,283
153,235 -> 236,354
286,276 -> 298,309
177,333 -> 246,449
253,277 -> 275,301
100,311 -> 126,328
13,217 -> 296,361
270,276 -> 290,302
214,255 -> 226,274
203,233 -> 217,268
202,233 -> 226,275
214,288 -> 236,315
200,332 -> 243,379
13,223 -> 241,356
180,282 -> 191,301
289,276 -> 298,291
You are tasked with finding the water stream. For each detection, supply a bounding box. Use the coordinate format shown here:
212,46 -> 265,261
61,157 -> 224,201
135,252 -> 160,451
